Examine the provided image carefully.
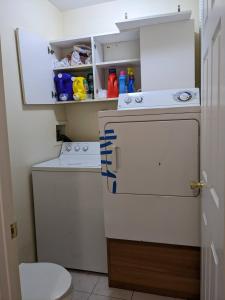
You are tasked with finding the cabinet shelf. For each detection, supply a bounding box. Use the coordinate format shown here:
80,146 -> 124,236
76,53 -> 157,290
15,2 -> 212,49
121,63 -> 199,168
55,97 -> 118,104
96,58 -> 140,68
53,64 -> 93,72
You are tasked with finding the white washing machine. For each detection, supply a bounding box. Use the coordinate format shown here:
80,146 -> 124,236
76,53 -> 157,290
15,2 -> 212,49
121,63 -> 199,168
98,88 -> 200,246
32,142 -> 107,273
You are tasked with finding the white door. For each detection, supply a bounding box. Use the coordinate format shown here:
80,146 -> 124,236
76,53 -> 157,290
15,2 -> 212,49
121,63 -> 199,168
201,0 -> 225,299
16,28 -> 56,104
104,119 -> 199,196
0,39 -> 21,299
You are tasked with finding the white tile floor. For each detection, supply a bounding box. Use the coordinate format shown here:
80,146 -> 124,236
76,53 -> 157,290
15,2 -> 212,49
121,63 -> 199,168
70,271 -> 185,300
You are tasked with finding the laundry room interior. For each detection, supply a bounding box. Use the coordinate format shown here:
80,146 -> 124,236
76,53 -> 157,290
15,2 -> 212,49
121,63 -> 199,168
0,0 -> 224,300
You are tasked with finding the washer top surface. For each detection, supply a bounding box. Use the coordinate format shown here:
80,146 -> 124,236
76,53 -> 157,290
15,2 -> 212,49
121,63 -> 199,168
117,88 -> 200,110
32,142 -> 101,171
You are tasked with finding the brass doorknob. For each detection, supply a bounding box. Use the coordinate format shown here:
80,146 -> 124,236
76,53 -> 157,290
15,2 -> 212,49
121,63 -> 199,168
190,181 -> 205,190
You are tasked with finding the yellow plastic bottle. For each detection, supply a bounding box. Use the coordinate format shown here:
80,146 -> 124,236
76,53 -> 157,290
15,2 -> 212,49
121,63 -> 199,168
73,77 -> 87,101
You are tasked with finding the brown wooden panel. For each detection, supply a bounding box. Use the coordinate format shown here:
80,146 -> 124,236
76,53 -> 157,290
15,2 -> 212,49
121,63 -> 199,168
107,239 -> 200,300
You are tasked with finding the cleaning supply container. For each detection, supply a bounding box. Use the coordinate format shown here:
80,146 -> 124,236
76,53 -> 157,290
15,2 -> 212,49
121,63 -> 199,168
119,70 -> 127,94
54,73 -> 73,101
72,77 -> 88,101
87,73 -> 94,99
107,68 -> 119,98
127,68 -> 135,93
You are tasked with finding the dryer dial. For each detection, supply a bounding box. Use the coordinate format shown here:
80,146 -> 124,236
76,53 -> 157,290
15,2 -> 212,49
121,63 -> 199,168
124,97 -> 132,104
135,96 -> 143,103
74,145 -> 80,152
82,145 -> 89,152
65,143 -> 72,152
176,91 -> 192,102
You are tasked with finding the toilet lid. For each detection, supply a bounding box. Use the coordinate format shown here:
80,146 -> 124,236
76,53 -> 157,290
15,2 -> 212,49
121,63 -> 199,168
19,263 -> 72,300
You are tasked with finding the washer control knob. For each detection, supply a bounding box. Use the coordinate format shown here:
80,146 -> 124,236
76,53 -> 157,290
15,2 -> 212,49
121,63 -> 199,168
135,96 -> 143,103
178,91 -> 192,102
65,143 -> 72,152
124,97 -> 132,104
82,145 -> 89,152
74,145 -> 80,152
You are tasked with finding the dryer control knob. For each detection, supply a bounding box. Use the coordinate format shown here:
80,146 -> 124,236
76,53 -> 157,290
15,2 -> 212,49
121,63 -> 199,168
66,144 -> 72,152
178,92 -> 192,101
74,145 -> 80,152
124,97 -> 132,104
135,96 -> 143,103
82,145 -> 89,152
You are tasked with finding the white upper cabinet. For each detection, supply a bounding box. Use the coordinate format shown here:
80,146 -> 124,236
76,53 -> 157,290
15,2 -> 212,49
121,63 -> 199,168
16,11 -> 195,105
16,28 -> 56,104
140,20 -> 195,91
93,31 -> 141,99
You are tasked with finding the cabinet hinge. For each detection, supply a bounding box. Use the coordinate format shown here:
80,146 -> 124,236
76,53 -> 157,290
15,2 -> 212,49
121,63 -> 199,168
94,44 -> 96,49
52,91 -> 57,98
10,222 -> 18,239
48,47 -> 55,55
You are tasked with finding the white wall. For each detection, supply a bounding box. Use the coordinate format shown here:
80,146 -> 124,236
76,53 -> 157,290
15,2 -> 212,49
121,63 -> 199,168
62,0 -> 200,142
62,0 -> 199,37
0,0 -> 65,262
0,0 -> 200,262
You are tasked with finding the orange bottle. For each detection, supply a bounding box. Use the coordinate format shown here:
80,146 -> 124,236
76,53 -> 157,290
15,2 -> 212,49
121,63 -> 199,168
107,69 -> 119,98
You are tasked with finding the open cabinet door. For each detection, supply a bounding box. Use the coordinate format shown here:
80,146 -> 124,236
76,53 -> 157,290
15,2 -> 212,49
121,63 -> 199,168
16,28 -> 56,104
0,39 -> 21,299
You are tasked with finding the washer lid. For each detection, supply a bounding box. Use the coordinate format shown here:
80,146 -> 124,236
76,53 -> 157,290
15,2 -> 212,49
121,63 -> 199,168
19,263 -> 72,300
32,156 -> 101,170
32,141 -> 101,170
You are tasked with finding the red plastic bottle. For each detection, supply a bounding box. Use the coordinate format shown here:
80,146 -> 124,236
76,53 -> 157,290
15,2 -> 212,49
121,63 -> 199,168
107,68 -> 119,98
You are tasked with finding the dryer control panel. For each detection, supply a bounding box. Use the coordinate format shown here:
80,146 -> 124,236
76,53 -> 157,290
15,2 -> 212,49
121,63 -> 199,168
117,88 -> 200,110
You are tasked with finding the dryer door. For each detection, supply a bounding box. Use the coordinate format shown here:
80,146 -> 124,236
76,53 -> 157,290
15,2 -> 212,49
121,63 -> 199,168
103,119 -> 199,196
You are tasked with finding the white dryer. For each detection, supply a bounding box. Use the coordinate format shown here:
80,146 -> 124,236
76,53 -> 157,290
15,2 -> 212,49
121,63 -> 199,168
98,88 -> 200,247
32,142 -> 107,273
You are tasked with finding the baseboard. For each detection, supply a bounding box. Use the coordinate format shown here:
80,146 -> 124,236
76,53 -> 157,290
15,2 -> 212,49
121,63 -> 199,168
107,239 -> 200,300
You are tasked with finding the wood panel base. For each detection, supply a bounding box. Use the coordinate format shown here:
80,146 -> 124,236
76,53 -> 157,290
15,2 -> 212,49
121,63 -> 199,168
107,239 -> 200,300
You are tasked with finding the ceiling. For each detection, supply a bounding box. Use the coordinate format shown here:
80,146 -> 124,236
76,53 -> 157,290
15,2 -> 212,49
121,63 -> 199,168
49,0 -> 116,11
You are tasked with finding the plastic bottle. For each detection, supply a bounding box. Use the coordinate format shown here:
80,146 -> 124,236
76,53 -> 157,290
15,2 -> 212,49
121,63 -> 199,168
87,73 -> 94,99
107,68 -> 119,98
72,77 -> 87,101
54,73 -> 73,101
127,68 -> 135,93
119,70 -> 127,94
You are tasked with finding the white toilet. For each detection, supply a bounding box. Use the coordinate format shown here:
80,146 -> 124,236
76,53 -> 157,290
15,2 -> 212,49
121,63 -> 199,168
19,263 -> 73,300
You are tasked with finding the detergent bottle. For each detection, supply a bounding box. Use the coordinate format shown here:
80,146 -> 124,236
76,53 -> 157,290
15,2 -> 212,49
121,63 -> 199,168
72,77 -> 87,101
107,68 -> 119,98
87,73 -> 94,99
127,68 -> 135,93
54,73 -> 73,101
119,70 -> 127,94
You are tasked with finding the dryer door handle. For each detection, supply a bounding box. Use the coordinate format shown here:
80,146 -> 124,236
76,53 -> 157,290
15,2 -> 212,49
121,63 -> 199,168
111,146 -> 118,172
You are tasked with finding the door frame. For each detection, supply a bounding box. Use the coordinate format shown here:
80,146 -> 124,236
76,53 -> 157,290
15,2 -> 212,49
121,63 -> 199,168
0,37 -> 21,299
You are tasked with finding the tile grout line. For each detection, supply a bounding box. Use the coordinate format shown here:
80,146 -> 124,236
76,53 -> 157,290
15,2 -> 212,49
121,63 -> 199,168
90,274 -> 134,300
90,274 -> 102,297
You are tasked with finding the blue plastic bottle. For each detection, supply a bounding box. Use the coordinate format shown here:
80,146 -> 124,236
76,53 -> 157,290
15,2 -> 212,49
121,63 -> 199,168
127,68 -> 135,93
54,73 -> 73,101
128,74 -> 135,93
119,70 -> 127,94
